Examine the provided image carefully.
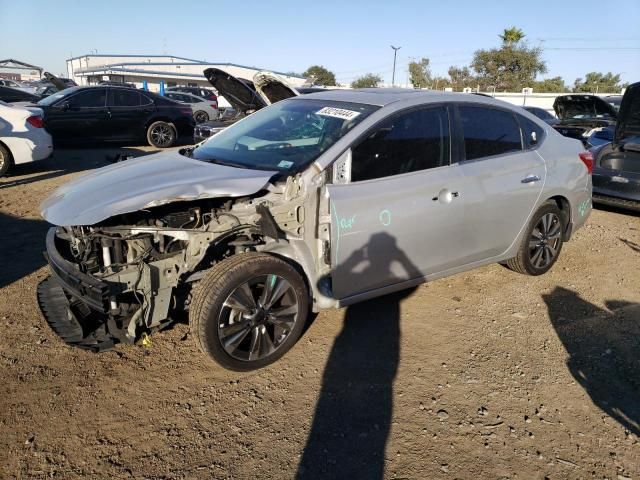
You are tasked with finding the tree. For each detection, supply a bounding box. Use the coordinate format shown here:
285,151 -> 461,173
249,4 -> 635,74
351,73 -> 382,89
573,72 -> 628,93
499,27 -> 525,46
470,28 -> 546,91
302,65 -> 336,86
447,66 -> 475,90
408,57 -> 431,89
533,76 -> 568,93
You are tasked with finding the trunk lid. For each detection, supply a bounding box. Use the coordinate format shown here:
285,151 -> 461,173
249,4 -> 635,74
615,82 -> 640,144
40,151 -> 276,226
553,94 -> 618,121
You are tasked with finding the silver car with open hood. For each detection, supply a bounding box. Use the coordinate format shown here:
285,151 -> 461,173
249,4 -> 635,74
38,89 -> 592,371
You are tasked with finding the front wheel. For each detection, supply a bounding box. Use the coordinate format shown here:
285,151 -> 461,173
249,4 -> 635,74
190,253 -> 309,371
146,121 -> 176,148
506,202 -> 565,275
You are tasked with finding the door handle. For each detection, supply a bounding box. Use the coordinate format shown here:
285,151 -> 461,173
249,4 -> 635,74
432,189 -> 460,203
521,175 -> 541,184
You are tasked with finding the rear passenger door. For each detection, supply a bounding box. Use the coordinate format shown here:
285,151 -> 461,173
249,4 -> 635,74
455,105 -> 546,260
106,89 -> 152,140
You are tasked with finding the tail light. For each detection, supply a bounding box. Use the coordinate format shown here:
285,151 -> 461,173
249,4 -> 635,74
26,115 -> 44,128
211,103 -> 218,109
579,151 -> 594,174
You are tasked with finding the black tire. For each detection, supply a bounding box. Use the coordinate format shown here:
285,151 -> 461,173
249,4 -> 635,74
146,121 -> 177,148
506,201 -> 565,276
194,111 -> 209,124
0,143 -> 13,177
190,252 -> 309,371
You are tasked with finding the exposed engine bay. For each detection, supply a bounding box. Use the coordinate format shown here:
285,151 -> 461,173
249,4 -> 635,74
38,175 -> 312,350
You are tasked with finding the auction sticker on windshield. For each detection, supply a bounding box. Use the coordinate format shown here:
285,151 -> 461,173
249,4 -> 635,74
316,107 -> 362,121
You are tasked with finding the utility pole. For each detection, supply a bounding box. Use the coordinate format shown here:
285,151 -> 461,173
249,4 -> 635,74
391,45 -> 401,87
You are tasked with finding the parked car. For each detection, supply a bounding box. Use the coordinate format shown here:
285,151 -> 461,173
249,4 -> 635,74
605,95 -> 623,112
167,86 -> 217,102
552,94 -> 618,146
38,89 -> 592,370
590,82 -> 640,211
36,86 -> 194,148
165,91 -> 219,123
0,101 -> 53,176
523,106 -> 558,125
0,86 -> 40,104
0,79 -> 36,94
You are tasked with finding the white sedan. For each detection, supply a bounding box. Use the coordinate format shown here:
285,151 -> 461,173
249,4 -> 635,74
0,101 -> 53,176
164,91 -> 219,123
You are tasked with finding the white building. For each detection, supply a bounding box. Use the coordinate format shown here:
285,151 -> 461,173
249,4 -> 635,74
66,54 -> 306,92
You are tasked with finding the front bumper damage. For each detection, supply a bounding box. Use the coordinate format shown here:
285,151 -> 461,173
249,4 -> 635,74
37,226 -> 208,351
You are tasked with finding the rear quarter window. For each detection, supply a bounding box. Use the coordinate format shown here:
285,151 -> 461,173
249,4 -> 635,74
518,115 -> 545,149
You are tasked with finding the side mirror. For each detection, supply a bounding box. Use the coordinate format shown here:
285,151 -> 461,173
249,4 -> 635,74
58,101 -> 70,111
332,149 -> 352,185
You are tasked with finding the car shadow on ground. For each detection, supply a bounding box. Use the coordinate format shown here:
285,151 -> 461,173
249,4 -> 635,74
0,146 -> 161,189
543,287 -> 640,436
297,233 -> 420,480
0,212 -> 50,289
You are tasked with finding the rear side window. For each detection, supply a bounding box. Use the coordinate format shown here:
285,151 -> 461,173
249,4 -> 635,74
109,89 -> 141,107
352,106 -> 450,182
460,106 -> 522,160
518,115 -> 545,149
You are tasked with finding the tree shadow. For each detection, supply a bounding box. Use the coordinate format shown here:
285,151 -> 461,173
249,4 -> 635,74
543,287 -> 640,436
0,212 -> 50,289
297,232 -> 421,480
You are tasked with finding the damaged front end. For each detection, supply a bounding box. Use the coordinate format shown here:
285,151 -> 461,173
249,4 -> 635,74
38,176 -> 307,351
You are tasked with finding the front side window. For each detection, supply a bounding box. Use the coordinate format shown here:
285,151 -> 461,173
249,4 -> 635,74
192,99 -> 378,172
351,106 -> 450,182
66,89 -> 107,108
460,106 -> 522,160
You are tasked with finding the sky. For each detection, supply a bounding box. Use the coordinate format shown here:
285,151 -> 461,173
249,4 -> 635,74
1,0 -> 639,87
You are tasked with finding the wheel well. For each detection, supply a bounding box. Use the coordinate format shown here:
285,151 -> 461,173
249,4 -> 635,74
0,139 -> 14,163
548,195 -> 572,240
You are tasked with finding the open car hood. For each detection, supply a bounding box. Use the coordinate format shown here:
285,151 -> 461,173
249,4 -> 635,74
553,95 -> 618,121
204,68 -> 267,113
615,82 -> 640,144
40,151 -> 276,226
253,71 -> 300,105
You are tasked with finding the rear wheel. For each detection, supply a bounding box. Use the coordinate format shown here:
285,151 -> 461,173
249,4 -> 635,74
0,143 -> 13,177
190,252 -> 309,371
506,202 -> 565,275
146,121 -> 176,148
194,111 -> 209,123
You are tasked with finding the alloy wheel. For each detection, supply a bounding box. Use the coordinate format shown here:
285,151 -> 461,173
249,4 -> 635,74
150,124 -> 173,147
218,274 -> 299,361
0,150 -> 4,169
528,212 -> 562,269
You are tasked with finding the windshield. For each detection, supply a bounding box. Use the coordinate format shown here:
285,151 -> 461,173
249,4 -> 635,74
37,86 -> 80,106
191,99 -> 378,172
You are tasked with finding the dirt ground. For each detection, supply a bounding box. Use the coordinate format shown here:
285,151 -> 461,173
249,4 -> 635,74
1,146 -> 639,480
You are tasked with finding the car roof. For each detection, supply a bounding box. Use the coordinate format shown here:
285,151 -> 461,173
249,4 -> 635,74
290,88 -> 521,109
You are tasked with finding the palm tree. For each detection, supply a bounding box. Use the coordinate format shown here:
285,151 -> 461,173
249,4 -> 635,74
499,27 -> 525,46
